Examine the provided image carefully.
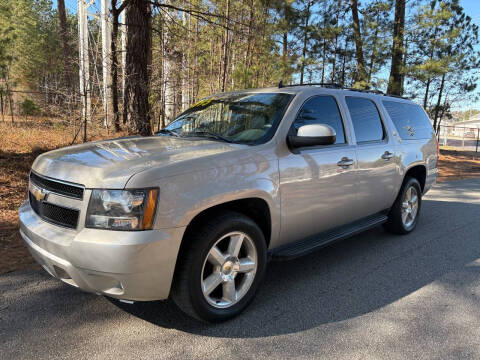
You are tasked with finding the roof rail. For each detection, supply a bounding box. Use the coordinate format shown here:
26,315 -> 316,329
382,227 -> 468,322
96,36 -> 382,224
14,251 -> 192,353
384,93 -> 408,99
278,82 -> 342,89
345,88 -> 384,95
277,81 -> 409,99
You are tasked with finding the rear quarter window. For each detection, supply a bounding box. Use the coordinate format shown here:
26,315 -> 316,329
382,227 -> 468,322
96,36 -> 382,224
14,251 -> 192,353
382,101 -> 434,140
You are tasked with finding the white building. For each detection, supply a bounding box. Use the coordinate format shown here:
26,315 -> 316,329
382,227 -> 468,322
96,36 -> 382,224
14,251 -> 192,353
448,114 -> 480,137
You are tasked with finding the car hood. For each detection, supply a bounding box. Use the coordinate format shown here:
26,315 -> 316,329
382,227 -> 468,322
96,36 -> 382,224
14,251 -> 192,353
31,136 -> 242,188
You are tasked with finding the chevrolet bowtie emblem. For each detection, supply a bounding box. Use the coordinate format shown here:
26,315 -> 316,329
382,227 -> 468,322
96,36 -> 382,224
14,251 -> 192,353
30,183 -> 48,202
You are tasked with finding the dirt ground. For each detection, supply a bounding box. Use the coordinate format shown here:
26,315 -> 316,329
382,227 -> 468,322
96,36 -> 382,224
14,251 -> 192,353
1,123 -> 479,274
0,121 -> 124,274
437,147 -> 480,181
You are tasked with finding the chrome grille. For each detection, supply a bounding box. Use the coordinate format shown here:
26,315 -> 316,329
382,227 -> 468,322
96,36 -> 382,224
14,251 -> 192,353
30,172 -> 84,199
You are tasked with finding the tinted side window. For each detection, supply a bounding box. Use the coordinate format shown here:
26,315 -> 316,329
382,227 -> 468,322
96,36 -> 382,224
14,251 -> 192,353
294,96 -> 346,144
382,101 -> 434,140
345,97 -> 384,143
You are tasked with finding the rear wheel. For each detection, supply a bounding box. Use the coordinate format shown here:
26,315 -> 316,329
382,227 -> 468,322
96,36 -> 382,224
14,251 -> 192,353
385,177 -> 422,234
171,211 -> 267,322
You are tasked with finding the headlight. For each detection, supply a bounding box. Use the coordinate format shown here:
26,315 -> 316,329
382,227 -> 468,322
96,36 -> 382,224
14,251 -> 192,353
85,188 -> 158,230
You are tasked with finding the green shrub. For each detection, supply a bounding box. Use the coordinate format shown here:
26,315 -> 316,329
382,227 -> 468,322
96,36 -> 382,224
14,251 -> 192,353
20,98 -> 40,116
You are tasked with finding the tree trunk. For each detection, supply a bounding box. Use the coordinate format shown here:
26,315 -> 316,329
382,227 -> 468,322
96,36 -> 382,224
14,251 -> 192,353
321,0 -> 328,84
437,95 -> 449,132
341,37 -> 347,86
423,24 -> 439,109
244,0 -> 254,87
57,0 -> 73,91
367,10 -> 380,86
8,92 -> 14,123
433,73 -> 446,132
5,80 -> 13,123
300,1 -> 311,85
387,0 -> 406,95
282,0 -> 289,65
0,91 -> 4,121
221,0 -> 231,92
423,77 -> 431,109
111,0 -> 121,132
321,37 -> 326,83
164,7 -> 175,123
123,0 -> 152,135
331,35 -> 337,83
350,0 -> 367,86
181,10 -> 189,110
192,12 -> 199,104
400,36 -> 408,94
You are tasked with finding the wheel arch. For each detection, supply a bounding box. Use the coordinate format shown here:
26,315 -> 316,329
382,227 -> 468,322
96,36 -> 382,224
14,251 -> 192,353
404,164 -> 427,191
181,197 -> 272,249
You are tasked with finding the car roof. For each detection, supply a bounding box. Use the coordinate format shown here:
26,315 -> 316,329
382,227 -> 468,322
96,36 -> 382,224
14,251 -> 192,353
216,85 -> 416,106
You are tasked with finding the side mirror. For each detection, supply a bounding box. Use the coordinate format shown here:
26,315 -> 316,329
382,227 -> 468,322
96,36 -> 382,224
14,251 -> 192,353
288,124 -> 336,148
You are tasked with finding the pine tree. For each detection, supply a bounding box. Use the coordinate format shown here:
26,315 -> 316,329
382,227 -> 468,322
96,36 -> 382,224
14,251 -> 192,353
387,0 -> 405,95
124,0 -> 152,135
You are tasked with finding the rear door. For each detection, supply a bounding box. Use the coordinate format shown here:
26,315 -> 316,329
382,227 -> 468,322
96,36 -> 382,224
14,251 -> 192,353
344,96 -> 399,215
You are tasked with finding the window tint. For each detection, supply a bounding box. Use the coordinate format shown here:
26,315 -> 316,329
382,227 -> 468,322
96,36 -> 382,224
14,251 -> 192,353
382,101 -> 434,140
293,96 -> 346,144
345,97 -> 384,143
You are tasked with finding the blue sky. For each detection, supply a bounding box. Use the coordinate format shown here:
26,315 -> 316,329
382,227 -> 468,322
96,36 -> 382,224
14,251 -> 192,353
454,0 -> 480,110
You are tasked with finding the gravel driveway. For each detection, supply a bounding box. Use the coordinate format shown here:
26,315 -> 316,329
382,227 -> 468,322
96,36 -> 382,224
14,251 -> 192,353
1,179 -> 480,359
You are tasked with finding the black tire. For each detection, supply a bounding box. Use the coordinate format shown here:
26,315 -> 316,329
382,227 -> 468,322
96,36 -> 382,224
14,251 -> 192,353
385,177 -> 422,235
171,211 -> 267,322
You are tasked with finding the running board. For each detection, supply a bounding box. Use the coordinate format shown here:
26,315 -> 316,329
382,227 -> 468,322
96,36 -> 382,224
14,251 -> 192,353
270,212 -> 388,261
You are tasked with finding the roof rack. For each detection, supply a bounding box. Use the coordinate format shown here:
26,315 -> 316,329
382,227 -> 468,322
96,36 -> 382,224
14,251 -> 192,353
345,87 -> 384,95
278,81 -> 342,89
384,93 -> 407,99
277,81 -> 409,99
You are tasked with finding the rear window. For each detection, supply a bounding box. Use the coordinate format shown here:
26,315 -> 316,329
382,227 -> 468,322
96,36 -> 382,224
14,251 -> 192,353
382,101 -> 434,140
345,97 -> 384,143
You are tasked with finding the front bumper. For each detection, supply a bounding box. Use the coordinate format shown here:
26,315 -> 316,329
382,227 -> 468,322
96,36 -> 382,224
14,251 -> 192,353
19,201 -> 185,301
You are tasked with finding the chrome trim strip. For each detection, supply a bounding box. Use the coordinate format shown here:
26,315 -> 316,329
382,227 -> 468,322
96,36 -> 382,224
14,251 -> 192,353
30,170 -> 85,200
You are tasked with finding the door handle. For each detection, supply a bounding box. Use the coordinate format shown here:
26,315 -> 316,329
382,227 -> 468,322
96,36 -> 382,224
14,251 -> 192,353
381,151 -> 394,160
337,157 -> 354,167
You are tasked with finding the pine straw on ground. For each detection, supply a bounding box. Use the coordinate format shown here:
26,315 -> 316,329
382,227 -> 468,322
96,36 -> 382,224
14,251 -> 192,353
0,121 -> 124,274
1,124 -> 479,274
438,148 -> 480,181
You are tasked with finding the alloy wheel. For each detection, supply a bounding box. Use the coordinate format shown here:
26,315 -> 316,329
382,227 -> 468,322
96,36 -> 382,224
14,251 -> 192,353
200,231 -> 257,308
401,186 -> 419,228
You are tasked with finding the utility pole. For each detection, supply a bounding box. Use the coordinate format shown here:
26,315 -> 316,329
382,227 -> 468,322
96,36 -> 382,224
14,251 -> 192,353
101,0 -> 112,128
78,0 -> 91,141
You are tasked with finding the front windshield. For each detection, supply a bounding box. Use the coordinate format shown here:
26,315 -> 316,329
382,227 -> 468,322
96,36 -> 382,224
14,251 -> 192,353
161,92 -> 293,144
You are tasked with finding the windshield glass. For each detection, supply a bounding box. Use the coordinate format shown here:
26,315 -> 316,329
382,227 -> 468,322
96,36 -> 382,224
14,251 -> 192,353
161,92 -> 293,144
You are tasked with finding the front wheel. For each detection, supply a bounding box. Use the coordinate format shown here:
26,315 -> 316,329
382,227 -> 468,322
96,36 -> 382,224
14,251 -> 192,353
171,211 -> 267,322
385,177 -> 422,234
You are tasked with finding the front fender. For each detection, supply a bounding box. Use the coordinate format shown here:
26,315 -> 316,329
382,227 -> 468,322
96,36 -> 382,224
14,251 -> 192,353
128,159 -> 281,245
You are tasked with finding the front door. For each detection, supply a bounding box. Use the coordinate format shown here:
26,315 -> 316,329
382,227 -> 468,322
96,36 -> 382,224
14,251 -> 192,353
278,95 -> 358,246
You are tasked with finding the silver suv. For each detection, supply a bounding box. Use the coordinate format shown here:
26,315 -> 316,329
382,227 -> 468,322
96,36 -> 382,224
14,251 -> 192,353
19,85 -> 438,322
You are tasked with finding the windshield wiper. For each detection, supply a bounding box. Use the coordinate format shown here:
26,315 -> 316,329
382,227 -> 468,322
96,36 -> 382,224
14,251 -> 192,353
187,130 -> 235,143
155,129 -> 181,137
